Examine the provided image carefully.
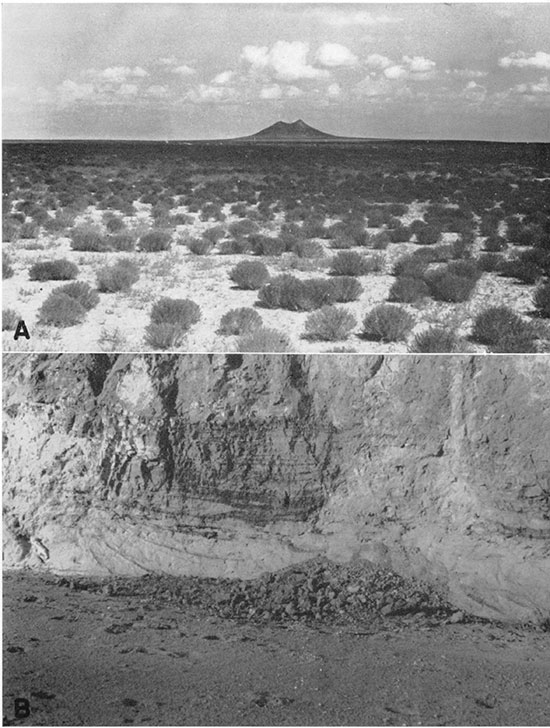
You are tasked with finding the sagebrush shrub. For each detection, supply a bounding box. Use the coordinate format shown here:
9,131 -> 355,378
499,259 -> 543,284
139,230 -> 172,252
362,304 -> 415,342
257,275 -> 335,311
484,234 -> 507,253
150,297 -> 201,330
2,252 -> 14,279
56,281 -> 99,310
370,231 -> 391,250
38,292 -> 87,327
230,260 -> 269,290
2,308 -> 20,331
388,276 -> 430,303
471,306 -> 537,352
329,276 -> 363,302
19,222 -> 40,239
392,254 -> 428,279
144,322 -> 187,350
477,253 -> 502,272
70,225 -> 109,252
328,234 -> 355,250
218,238 -> 251,255
237,327 -> 291,352
304,306 -> 357,341
415,225 -> 442,246
97,260 -> 140,292
390,226 -> 411,243
218,307 -> 262,336
291,239 -> 325,258
534,282 -> 550,317
108,233 -> 136,252
330,251 -> 374,277
408,326 -> 461,353
203,226 -> 226,244
229,219 -> 258,238
251,235 -> 286,256
105,216 -> 126,234
187,238 -> 213,255
29,259 -> 78,281
424,262 -> 479,303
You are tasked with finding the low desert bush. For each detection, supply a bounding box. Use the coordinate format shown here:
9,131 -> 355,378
415,225 -> 442,246
534,282 -> 550,317
257,275 -> 335,311
329,276 -> 363,302
108,233 -> 136,252
237,326 -> 291,352
499,259 -> 543,284
144,323 -> 187,350
408,326 -> 461,353
304,306 -> 357,341
370,231 -> 391,250
328,234 -> 355,250
218,307 -> 263,336
362,304 -> 415,342
390,226 -> 411,243
392,254 -> 428,279
2,252 -> 14,279
150,297 -> 201,330
70,225 -> 109,252
218,238 -> 251,255
18,222 -> 40,239
2,308 -> 20,331
230,260 -> 270,290
96,260 -> 140,292
38,292 -> 87,327
229,219 -> 258,238
187,238 -> 213,256
105,216 -> 126,234
251,235 -> 286,257
471,306 -> 537,352
388,276 -> 430,303
139,230 -> 172,252
483,234 -> 507,253
291,239 -> 325,258
329,251 -> 375,277
477,253 -> 502,272
203,225 -> 226,244
56,281 -> 100,310
29,259 -> 78,281
425,261 -> 481,303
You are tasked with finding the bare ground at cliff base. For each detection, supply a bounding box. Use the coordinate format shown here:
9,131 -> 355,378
4,568 -> 550,727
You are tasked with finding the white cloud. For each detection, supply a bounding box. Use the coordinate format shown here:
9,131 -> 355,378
99,66 -> 148,83
118,83 -> 138,96
404,56 -> 436,74
172,65 -> 195,77
58,79 -> 95,104
146,85 -> 169,97
286,85 -> 303,98
316,43 -> 358,68
448,68 -> 488,79
306,9 -> 402,27
212,70 -> 234,85
241,41 -> 329,82
187,84 -> 237,103
514,76 -> 550,94
384,65 -> 408,80
158,56 -> 177,66
365,54 -> 392,70
260,84 -> 283,100
327,83 -> 342,98
499,52 -> 550,70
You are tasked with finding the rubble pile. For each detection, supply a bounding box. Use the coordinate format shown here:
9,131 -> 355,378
59,557 -> 460,627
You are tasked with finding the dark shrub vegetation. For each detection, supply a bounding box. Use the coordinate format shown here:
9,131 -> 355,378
304,306 -> 357,341
330,251 -> 378,277
471,306 -> 537,352
150,298 -> 201,330
139,230 -> 172,252
96,260 -> 140,292
187,238 -> 214,255
218,307 -> 263,336
2,252 -> 14,278
257,274 -> 335,311
56,281 -> 100,310
2,308 -> 20,331
388,276 -> 430,303
38,292 -> 87,327
362,304 -> 415,342
230,260 -> 270,290
237,327 -> 291,352
70,225 -> 109,252
329,276 -> 363,302
534,282 -> 550,317
408,326 -> 461,353
29,259 -> 78,281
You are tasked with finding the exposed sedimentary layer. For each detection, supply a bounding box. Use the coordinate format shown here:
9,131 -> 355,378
2,354 -> 549,622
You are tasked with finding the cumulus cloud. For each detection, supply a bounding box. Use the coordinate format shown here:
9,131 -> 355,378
327,83 -> 342,98
118,83 -> 138,97
146,85 -> 169,97
212,70 -> 234,85
98,66 -> 148,83
365,54 -> 392,70
514,76 -> 550,94
241,41 -> 329,82
404,56 -> 436,74
306,9 -> 402,27
172,65 -> 195,77
316,43 -> 358,68
260,84 -> 283,100
448,68 -> 488,79
58,79 -> 95,104
187,84 -> 237,103
499,52 -> 550,70
384,65 -> 408,80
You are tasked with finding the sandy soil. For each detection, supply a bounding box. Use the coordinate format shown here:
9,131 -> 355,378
2,204 -> 542,353
4,570 -> 550,726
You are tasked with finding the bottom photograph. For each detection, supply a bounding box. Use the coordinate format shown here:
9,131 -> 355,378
3,353 -> 550,726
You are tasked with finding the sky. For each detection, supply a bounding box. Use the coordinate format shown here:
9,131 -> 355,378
3,3 -> 550,141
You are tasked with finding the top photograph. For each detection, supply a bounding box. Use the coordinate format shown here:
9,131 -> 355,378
2,3 -> 550,354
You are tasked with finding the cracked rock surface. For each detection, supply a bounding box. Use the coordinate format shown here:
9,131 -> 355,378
3,354 -> 550,622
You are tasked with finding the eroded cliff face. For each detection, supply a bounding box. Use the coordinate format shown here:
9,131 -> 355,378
2,354 -> 549,622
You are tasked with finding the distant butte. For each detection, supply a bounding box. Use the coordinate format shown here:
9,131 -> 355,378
236,119 -> 363,142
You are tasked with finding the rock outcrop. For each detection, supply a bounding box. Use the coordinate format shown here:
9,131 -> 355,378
3,354 -> 549,622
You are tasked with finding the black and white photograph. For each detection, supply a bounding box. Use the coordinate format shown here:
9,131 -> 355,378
3,353 -> 550,725
2,3 -> 550,728
2,3 -> 550,353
